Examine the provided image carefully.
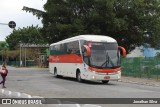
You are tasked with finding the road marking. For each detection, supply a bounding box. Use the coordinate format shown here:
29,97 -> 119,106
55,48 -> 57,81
28,95 -> 32,98
17,92 -> 21,97
76,104 -> 81,107
0,89 -> 4,93
82,104 -> 101,107
8,91 -> 12,95
21,93 -> 32,98
0,89 -> 101,107
32,96 -> 44,98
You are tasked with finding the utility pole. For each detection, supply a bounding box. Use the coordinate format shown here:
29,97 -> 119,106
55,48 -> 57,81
19,42 -> 22,67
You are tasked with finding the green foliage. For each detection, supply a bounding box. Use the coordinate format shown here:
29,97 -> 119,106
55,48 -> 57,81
156,52 -> 160,58
0,41 -> 8,51
22,6 -> 45,19
5,25 -> 47,50
23,0 -> 160,53
0,41 -> 9,62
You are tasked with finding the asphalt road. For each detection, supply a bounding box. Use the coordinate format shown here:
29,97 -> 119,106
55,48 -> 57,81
0,66 -> 160,107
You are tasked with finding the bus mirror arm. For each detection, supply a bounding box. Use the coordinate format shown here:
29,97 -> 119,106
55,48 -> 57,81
118,46 -> 126,57
83,45 -> 91,57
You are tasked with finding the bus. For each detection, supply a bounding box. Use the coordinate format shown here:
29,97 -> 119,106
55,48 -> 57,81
49,35 -> 126,83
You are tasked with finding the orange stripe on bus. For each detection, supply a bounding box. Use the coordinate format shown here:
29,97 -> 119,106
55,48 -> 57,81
89,67 -> 121,73
49,54 -> 83,63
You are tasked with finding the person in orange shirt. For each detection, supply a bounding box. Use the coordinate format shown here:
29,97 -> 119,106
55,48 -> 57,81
0,63 -> 8,88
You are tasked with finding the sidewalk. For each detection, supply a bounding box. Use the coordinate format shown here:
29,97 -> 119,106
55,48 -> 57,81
120,76 -> 160,87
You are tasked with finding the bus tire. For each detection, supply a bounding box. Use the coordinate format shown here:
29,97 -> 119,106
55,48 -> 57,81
54,67 -> 59,78
102,80 -> 109,84
76,70 -> 83,82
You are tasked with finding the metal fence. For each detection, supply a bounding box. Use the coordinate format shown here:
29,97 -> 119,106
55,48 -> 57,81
0,61 -> 37,67
121,57 -> 160,80
0,57 -> 160,79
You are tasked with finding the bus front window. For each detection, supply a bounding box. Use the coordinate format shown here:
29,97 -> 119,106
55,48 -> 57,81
88,42 -> 120,69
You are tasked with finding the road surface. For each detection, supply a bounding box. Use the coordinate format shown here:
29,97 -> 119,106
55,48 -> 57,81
0,66 -> 159,107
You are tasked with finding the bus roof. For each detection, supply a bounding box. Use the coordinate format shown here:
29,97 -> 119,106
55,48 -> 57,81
50,35 -> 117,46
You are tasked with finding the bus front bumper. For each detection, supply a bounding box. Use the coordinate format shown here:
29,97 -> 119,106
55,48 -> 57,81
82,71 -> 121,81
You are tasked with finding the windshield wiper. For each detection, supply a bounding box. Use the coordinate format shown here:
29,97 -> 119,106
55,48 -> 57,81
100,52 -> 109,67
100,52 -> 115,68
108,53 -> 115,68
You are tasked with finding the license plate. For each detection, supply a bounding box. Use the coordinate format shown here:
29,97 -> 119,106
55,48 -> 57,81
104,76 -> 110,79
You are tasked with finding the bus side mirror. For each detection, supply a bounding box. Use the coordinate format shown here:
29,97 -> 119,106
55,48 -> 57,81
118,46 -> 126,57
82,45 -> 91,57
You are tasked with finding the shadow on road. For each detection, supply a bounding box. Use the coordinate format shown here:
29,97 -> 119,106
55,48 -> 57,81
49,75 -> 116,85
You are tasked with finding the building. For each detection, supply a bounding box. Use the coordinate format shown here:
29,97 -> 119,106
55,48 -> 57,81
127,46 -> 160,57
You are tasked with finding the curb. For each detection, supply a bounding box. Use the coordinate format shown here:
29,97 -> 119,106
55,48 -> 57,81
118,80 -> 160,87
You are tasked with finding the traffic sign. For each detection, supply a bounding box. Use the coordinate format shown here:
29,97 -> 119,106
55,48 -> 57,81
8,21 -> 16,28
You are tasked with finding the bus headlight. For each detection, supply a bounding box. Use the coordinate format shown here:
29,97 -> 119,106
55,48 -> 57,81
92,71 -> 96,73
92,75 -> 96,79
89,70 -> 96,73
118,75 -> 121,79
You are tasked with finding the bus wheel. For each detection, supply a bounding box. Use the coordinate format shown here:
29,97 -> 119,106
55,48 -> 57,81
54,68 -> 59,78
102,80 -> 109,84
76,71 -> 82,82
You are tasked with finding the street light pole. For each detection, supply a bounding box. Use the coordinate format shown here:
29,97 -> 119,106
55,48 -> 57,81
19,42 -> 22,67
0,23 -> 8,25
0,21 -> 16,29
25,48 -> 26,67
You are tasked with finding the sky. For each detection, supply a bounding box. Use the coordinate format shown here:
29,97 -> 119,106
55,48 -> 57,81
0,0 -> 47,41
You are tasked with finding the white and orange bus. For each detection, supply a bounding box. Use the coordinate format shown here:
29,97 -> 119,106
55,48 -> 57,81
49,35 -> 126,83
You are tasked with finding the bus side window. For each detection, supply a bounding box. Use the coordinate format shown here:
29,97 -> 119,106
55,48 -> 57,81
60,43 -> 68,54
67,41 -> 80,55
67,48 -> 72,54
75,50 -> 80,55
74,41 -> 80,55
50,46 -> 56,55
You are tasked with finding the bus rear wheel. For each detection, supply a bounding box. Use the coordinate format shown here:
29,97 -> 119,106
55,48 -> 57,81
102,80 -> 109,84
54,68 -> 60,78
76,71 -> 83,82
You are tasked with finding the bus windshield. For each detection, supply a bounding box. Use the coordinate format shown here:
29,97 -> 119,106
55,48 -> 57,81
88,42 -> 120,69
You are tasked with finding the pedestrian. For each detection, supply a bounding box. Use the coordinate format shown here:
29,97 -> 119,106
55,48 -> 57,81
0,63 -> 8,88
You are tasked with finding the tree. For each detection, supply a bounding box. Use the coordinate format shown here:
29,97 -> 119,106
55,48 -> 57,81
0,41 -> 8,51
5,25 -> 47,50
0,42 -> 9,62
22,6 -> 45,19
22,0 -> 160,53
156,52 -> 160,58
